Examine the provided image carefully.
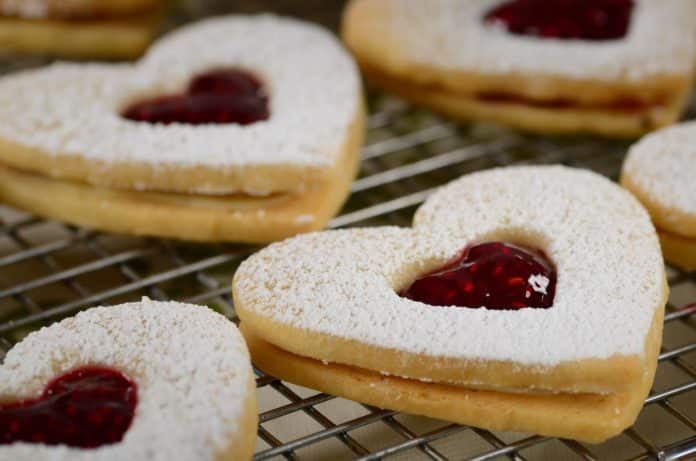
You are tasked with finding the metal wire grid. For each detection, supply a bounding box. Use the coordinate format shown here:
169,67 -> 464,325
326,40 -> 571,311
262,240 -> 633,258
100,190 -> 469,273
0,93 -> 695,460
0,1 -> 695,456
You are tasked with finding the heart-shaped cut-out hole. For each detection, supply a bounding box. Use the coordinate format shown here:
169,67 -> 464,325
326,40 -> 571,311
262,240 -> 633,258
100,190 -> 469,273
0,367 -> 137,448
122,68 -> 270,125
485,0 -> 634,40
401,241 -> 556,309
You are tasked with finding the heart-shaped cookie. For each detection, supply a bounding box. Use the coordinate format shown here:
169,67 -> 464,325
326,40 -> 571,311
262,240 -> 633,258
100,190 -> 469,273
234,165 -> 667,442
342,0 -> 696,136
0,15 -> 364,242
0,299 -> 257,461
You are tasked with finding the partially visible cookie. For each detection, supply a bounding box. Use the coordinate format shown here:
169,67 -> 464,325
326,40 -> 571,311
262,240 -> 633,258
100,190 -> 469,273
0,299 -> 257,461
342,0 -> 696,137
0,0 -> 164,58
622,121 -> 696,270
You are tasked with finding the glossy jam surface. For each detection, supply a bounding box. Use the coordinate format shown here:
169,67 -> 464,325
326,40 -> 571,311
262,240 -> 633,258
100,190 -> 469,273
0,367 -> 137,448
401,242 -> 556,309
485,0 -> 634,40
123,68 -> 269,125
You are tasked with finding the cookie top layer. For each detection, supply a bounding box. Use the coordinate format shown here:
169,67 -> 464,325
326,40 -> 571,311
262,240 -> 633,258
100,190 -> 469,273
0,299 -> 254,461
235,166 -> 665,369
622,121 -> 696,237
0,15 -> 361,194
347,0 -> 696,82
0,0 -> 157,18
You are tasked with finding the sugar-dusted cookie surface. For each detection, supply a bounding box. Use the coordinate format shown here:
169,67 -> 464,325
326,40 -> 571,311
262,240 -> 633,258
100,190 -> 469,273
622,121 -> 696,236
0,14 -> 363,195
0,299 -> 257,461
342,0 -> 696,136
622,121 -> 696,270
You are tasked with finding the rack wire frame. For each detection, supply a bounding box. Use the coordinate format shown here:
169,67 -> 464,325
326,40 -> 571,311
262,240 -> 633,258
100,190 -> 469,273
0,8 -> 695,461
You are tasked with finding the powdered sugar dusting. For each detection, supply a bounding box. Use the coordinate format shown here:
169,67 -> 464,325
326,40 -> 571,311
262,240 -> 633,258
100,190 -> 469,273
0,15 -> 359,182
383,0 -> 696,80
623,121 -> 696,228
0,299 -> 254,460
528,274 -> 549,295
235,166 -> 665,367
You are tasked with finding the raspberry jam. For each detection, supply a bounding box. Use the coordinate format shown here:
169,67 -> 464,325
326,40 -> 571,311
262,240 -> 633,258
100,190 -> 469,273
476,91 -> 653,112
484,0 -> 634,40
122,68 -> 269,125
0,367 -> 137,448
401,242 -> 556,309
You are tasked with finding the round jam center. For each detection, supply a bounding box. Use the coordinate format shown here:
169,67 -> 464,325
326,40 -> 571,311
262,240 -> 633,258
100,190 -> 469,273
484,0 -> 634,40
401,242 -> 556,309
122,68 -> 269,125
0,367 -> 137,448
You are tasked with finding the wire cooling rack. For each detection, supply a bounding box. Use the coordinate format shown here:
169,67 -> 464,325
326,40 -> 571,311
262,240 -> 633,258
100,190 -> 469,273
1,3 -> 696,461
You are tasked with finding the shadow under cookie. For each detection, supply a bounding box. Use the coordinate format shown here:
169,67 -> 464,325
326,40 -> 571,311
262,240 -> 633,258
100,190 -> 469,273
241,305 -> 663,444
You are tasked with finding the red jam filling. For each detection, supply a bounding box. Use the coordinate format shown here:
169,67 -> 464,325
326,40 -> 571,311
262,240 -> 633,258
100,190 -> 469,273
122,68 -> 269,125
0,367 -> 137,448
401,242 -> 556,309
484,0 -> 634,40
476,91 -> 656,112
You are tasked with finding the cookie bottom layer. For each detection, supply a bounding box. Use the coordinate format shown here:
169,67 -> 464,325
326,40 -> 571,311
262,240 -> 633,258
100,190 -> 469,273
659,230 -> 696,272
0,135 -> 358,242
364,68 -> 688,138
0,11 -> 162,58
242,306 -> 662,444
